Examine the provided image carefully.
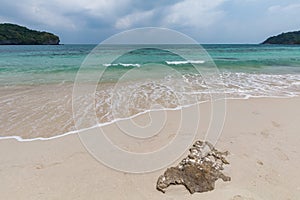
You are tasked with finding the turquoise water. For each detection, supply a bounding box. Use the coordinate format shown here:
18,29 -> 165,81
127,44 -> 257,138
1,44 -> 300,85
207,44 -> 300,73
1,44 -> 300,100
1,44 -> 300,139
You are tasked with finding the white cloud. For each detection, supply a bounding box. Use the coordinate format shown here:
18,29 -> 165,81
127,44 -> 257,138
268,3 -> 300,13
1,0 -> 227,34
18,3 -> 76,29
1,0 -> 300,43
53,0 -> 131,19
265,3 -> 300,33
162,0 -> 225,28
113,0 -> 226,30
1,0 -> 132,30
115,10 -> 155,29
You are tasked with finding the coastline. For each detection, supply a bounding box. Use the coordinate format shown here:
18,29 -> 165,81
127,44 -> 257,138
1,75 -> 299,140
0,95 -> 297,142
1,97 -> 300,199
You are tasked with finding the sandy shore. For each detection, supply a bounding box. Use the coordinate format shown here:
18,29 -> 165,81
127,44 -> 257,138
1,97 -> 300,200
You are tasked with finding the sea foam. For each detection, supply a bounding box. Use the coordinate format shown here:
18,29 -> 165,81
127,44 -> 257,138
166,60 -> 205,65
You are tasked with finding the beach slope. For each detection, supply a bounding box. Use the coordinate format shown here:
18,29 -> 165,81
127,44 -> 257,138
0,97 -> 300,200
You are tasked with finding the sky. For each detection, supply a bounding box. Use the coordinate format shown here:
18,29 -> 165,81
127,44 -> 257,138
0,0 -> 300,44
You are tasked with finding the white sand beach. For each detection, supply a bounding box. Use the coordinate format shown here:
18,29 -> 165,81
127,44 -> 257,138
1,97 -> 299,200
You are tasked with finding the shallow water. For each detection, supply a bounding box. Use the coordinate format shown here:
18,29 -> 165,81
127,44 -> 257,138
1,44 -> 300,139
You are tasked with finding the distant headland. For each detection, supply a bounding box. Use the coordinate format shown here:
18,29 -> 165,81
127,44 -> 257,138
262,30 -> 300,45
0,23 -> 60,45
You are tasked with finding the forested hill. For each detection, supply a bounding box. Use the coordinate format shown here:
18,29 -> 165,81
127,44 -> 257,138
0,23 -> 60,45
262,30 -> 300,45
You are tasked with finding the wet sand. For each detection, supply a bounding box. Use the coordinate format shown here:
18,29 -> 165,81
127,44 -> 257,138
0,97 -> 300,199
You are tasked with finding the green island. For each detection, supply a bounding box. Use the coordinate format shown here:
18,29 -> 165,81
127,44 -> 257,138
262,30 -> 300,45
0,23 -> 60,45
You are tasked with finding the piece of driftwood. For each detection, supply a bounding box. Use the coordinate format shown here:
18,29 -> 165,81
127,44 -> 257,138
156,140 -> 231,194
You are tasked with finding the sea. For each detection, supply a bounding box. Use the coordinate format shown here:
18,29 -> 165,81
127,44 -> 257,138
1,44 -> 300,140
